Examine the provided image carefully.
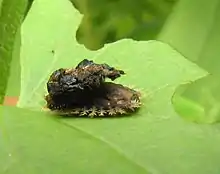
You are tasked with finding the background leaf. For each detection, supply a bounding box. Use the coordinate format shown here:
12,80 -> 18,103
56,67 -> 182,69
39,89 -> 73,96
0,0 -> 34,104
158,0 -> 220,123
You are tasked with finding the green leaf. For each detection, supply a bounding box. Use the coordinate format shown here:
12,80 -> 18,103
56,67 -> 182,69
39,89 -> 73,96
0,106 -> 148,174
5,29 -> 22,98
10,0 -> 220,174
0,0 -> 34,103
159,0 -> 220,123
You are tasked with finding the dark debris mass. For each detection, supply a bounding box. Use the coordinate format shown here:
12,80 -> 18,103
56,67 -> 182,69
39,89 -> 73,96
45,59 -> 141,117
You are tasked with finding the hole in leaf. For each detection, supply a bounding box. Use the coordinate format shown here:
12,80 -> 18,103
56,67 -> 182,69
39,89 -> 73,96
73,0 -> 177,50
172,75 -> 220,124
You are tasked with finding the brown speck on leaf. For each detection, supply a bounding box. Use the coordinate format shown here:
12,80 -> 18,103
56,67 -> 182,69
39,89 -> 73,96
3,96 -> 18,106
45,59 -> 141,117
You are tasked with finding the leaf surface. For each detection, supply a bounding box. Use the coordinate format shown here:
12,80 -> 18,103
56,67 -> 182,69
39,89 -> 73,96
5,0 -> 220,174
0,106 -> 147,174
159,0 -> 220,123
0,0 -> 33,103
